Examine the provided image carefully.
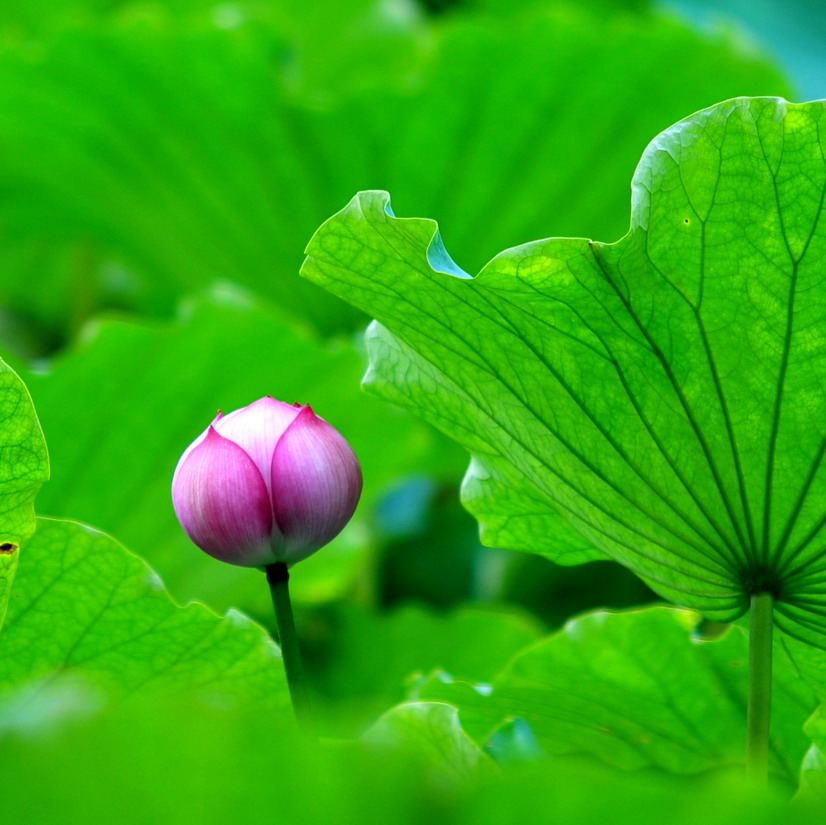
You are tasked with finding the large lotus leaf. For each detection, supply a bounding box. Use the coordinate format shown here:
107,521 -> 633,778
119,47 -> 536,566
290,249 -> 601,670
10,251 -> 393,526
0,4 -> 786,350
304,97 -> 826,645
0,359 -> 48,631
22,293 -> 463,612
0,517 -> 289,713
418,606 -> 817,782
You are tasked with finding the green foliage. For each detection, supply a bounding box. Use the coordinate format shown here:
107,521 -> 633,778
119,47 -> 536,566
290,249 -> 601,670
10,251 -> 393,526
363,701 -> 497,785
2,689 -> 821,825
23,292 -> 463,611
421,606 -> 817,781
2,0 -> 825,818
0,1 -> 787,349
0,360 -> 48,546
0,359 -> 48,633
306,602 -> 542,733
303,98 -> 826,647
0,517 -> 289,715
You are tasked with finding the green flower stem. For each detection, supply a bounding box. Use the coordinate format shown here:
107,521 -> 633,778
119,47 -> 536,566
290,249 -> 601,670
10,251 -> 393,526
265,562 -> 313,732
746,591 -> 773,781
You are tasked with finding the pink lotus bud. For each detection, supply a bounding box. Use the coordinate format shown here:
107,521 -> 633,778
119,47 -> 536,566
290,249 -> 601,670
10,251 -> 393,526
171,396 -> 362,567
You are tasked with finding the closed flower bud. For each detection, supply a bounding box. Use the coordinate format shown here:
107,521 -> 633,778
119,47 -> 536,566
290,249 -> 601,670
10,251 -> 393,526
172,396 -> 362,567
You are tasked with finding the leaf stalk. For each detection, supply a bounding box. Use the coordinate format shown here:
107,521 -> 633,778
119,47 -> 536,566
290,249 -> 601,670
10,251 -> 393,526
746,591 -> 773,781
266,562 -> 314,732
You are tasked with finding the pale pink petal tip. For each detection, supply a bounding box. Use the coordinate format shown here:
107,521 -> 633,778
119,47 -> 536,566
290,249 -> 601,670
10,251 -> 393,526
213,397 -> 300,497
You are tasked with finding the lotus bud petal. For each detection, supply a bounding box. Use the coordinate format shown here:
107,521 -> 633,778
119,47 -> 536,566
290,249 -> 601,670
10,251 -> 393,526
172,397 -> 362,567
270,405 -> 363,560
213,396 -> 300,492
171,426 -> 274,566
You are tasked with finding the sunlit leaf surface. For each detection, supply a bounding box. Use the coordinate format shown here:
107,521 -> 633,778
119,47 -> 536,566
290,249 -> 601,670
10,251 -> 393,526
420,606 -> 817,782
304,98 -> 826,645
0,517 -> 289,713
0,359 -> 48,631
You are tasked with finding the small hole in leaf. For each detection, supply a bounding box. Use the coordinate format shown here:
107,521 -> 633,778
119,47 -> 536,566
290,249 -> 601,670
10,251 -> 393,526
683,218 -> 690,224
0,542 -> 18,554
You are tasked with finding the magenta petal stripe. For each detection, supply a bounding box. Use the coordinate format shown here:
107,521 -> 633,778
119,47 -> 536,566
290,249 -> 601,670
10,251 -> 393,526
171,426 -> 275,567
270,407 -> 363,562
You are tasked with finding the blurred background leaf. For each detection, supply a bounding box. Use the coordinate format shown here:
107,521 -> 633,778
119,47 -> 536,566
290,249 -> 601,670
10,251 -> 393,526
303,602 -> 542,735
0,0 -> 787,354
3,685 -> 822,825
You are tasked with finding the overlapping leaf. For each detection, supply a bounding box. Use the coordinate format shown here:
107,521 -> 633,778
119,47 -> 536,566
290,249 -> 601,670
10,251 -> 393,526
0,359 -> 48,631
0,360 -> 48,544
419,607 -> 818,782
304,98 -> 826,645
0,517 -> 289,714
363,701 -> 496,785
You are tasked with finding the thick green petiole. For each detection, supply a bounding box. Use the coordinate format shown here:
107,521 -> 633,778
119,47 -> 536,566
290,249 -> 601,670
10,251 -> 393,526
266,562 -> 313,732
746,591 -> 773,781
